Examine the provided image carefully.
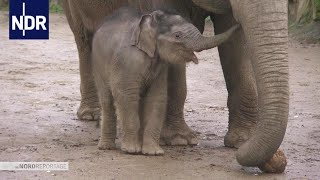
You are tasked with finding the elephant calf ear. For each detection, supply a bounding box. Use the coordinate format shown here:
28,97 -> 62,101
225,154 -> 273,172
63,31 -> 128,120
130,14 -> 157,58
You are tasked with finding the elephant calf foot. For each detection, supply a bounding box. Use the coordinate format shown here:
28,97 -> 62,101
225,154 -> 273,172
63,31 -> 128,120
98,140 -> 116,150
224,128 -> 252,148
160,120 -> 198,146
121,136 -> 141,154
142,144 -> 164,156
77,102 -> 101,121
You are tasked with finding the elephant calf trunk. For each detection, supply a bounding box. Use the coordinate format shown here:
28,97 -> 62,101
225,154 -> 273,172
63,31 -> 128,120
193,24 -> 240,52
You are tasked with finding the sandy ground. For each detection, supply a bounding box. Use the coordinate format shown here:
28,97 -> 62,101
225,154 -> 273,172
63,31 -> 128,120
0,12 -> 320,180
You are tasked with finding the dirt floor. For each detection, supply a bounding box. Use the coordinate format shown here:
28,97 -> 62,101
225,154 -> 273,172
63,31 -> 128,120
0,12 -> 320,180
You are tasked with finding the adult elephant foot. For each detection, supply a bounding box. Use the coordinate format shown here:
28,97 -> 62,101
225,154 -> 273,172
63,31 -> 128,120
223,98 -> 257,148
77,103 -> 100,121
224,104 -> 257,148
160,116 -> 198,146
224,127 -> 252,148
77,89 -> 101,121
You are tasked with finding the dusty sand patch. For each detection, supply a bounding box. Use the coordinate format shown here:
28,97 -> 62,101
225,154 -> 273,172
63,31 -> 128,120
0,12 -> 320,179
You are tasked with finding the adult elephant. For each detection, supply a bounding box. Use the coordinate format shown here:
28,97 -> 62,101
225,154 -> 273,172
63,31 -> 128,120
192,0 -> 289,168
63,0 -> 289,171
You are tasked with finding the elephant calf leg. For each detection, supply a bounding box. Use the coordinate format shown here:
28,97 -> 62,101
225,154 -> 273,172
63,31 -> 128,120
141,71 -> 167,155
97,89 -> 117,150
114,91 -> 141,154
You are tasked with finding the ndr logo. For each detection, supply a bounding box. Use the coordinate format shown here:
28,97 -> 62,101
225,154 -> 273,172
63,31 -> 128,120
9,0 -> 49,39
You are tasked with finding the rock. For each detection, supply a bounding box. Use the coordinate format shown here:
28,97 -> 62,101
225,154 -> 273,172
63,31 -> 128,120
258,149 -> 287,173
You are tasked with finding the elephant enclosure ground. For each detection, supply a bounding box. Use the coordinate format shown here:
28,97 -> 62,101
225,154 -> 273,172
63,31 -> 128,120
1,13 -> 320,179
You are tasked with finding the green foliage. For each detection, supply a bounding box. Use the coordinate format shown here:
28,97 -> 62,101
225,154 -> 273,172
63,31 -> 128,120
50,3 -> 63,13
0,0 -> 9,11
49,0 -> 63,13
289,0 -> 320,43
0,6 -> 8,11
314,0 -> 320,20
298,0 -> 313,24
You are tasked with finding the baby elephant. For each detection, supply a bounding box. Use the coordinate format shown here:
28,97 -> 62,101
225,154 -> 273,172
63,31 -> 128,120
92,7 -> 239,155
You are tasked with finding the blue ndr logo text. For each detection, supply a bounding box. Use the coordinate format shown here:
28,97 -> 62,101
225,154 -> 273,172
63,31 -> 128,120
9,0 -> 49,39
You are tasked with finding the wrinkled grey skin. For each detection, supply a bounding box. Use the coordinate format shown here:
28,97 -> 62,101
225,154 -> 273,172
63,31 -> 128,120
63,0 -> 289,168
193,0 -> 289,167
62,0 -> 212,147
92,7 -> 239,155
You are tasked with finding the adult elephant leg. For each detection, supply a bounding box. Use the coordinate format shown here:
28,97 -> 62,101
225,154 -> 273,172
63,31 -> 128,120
74,32 -> 100,121
160,64 -> 198,145
63,1 -> 100,121
160,13 -> 207,146
211,14 -> 258,148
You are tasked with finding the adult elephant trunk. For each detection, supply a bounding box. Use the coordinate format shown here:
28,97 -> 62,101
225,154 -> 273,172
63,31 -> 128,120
193,0 -> 289,167
188,24 -> 240,52
231,0 -> 289,167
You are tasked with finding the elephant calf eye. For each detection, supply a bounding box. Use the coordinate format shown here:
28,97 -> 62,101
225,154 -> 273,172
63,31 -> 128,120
174,32 -> 182,39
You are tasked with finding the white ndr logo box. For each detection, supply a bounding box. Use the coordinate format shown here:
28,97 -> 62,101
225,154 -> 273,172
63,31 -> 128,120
9,0 -> 49,39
